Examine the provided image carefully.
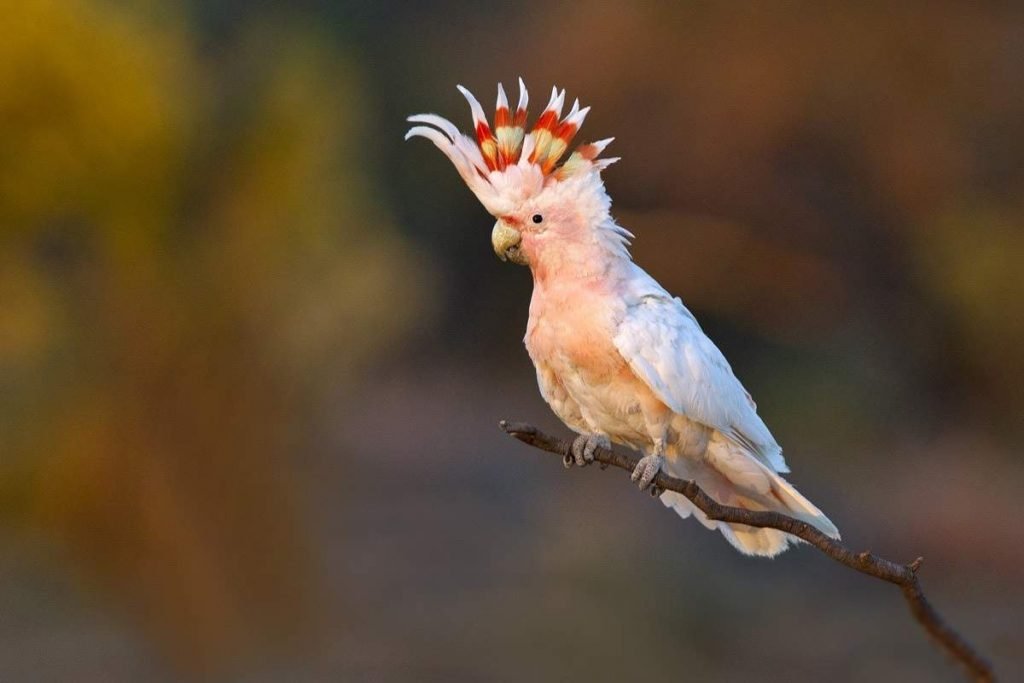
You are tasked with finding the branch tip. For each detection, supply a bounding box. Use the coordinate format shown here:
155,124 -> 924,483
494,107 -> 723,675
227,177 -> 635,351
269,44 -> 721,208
499,419 -> 994,682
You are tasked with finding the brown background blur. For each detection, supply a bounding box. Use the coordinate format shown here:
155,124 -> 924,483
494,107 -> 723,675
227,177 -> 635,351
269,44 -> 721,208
1,1 -> 1022,681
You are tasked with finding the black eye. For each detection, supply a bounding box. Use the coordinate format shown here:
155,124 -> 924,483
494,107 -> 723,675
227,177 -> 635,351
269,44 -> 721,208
532,214 -> 543,224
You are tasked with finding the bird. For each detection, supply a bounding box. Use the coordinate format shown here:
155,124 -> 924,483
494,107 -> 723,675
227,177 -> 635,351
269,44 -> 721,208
406,80 -> 839,556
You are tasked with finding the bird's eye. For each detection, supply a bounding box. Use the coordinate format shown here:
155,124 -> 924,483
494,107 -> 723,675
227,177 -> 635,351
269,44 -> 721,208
532,214 -> 543,224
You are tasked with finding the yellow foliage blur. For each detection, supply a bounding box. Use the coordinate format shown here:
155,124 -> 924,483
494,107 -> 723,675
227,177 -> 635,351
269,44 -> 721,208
0,0 -> 431,672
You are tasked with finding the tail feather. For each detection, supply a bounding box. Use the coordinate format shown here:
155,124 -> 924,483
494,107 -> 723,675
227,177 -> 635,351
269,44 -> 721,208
661,435 -> 839,557
661,491 -> 798,556
758,465 -> 840,538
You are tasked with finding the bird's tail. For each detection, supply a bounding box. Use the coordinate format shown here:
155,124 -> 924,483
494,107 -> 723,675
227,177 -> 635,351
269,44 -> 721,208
660,434 -> 839,557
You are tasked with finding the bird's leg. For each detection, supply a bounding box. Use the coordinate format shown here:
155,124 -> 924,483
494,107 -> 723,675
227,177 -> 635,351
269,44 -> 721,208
630,438 -> 665,491
567,433 -> 610,468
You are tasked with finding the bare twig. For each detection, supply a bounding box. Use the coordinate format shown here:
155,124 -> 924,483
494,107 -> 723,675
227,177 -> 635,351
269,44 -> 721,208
500,420 -> 995,682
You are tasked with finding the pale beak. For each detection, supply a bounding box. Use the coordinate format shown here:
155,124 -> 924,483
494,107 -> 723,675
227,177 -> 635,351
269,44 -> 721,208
491,221 -> 527,265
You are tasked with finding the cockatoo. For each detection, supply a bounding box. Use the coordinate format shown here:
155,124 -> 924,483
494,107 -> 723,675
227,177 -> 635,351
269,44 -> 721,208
406,80 -> 839,556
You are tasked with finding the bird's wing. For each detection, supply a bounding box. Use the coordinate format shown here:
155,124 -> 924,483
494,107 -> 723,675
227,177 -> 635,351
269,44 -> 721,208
612,291 -> 788,472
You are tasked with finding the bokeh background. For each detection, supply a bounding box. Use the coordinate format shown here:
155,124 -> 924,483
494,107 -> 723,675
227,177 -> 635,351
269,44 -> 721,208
2,1 -> 1023,680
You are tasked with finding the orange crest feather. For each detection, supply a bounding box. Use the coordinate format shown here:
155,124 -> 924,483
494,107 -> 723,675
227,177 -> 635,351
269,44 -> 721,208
455,80 -> 596,176
406,80 -> 618,215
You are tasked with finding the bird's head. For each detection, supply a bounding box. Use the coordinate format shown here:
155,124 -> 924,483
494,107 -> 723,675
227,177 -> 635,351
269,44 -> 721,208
406,80 -> 624,269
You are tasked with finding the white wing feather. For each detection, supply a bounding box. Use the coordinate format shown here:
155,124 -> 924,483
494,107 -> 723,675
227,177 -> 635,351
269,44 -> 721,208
612,273 -> 788,473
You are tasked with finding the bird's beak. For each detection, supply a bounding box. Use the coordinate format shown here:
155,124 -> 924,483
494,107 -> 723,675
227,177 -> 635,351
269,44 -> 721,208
492,221 -> 527,266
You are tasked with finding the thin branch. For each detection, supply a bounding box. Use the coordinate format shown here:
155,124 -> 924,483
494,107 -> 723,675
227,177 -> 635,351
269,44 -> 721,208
500,420 -> 995,682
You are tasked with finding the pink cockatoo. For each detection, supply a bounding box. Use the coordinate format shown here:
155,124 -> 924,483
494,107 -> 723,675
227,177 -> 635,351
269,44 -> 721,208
406,80 -> 839,556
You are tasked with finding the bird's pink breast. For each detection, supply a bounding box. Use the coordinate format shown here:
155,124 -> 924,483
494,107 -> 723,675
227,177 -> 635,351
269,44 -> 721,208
525,277 -> 662,447
526,280 -> 623,377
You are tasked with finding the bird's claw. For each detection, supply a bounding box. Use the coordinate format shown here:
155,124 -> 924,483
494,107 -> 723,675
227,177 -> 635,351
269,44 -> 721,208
630,454 -> 664,490
569,434 -> 609,467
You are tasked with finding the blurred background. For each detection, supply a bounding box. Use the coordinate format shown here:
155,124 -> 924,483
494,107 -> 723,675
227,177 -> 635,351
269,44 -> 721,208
1,1 -> 1022,680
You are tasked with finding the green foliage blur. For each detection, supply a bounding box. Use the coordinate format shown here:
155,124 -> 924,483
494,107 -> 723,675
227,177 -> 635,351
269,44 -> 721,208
1,1 -> 1022,680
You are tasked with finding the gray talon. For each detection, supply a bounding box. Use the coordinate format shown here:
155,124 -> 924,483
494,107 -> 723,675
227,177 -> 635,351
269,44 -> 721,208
573,436 -> 589,466
630,454 -> 664,490
570,434 -> 609,467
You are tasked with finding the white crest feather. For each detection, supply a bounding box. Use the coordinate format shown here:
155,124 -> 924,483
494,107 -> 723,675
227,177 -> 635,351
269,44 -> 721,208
406,81 -> 617,216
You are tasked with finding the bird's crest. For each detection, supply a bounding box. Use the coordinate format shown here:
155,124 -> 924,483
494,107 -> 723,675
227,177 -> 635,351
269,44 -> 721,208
406,80 -> 617,215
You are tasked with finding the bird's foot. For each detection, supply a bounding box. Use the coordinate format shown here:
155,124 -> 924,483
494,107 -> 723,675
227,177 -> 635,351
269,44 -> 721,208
630,454 -> 665,490
565,434 -> 610,468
